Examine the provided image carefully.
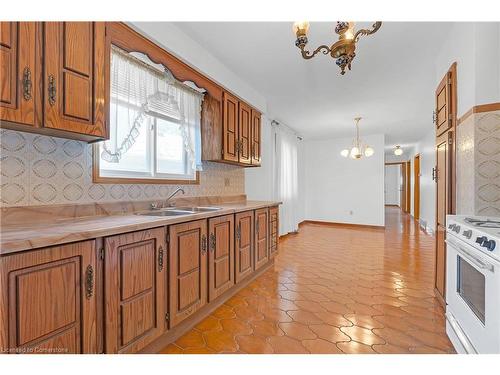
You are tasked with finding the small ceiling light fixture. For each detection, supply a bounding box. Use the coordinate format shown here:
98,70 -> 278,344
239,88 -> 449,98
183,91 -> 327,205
394,145 -> 403,156
292,21 -> 382,75
341,117 -> 374,159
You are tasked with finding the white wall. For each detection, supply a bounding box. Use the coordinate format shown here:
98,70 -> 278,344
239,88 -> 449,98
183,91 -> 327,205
384,165 -> 401,206
304,134 -> 385,227
413,129 -> 437,232
130,22 -> 267,113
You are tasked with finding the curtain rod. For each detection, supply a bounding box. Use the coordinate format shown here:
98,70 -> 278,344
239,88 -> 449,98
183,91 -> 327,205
271,120 -> 303,140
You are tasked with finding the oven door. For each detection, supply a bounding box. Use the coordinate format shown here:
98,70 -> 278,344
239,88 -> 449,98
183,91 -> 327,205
446,236 -> 500,353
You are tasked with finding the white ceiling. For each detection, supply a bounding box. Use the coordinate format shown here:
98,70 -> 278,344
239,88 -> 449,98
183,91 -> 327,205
174,22 -> 452,146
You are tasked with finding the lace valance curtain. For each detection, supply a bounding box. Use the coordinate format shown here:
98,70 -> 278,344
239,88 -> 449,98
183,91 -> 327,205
101,46 -> 204,171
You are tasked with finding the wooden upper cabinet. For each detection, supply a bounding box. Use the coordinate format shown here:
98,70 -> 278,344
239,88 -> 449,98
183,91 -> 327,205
254,208 -> 270,271
201,94 -> 223,162
251,110 -> 262,165
238,102 -> 252,165
435,63 -> 456,137
169,219 -> 208,327
223,91 -> 239,163
104,227 -> 166,354
235,210 -> 254,284
0,22 -> 40,127
43,22 -> 106,138
208,215 -> 235,301
0,240 -> 98,354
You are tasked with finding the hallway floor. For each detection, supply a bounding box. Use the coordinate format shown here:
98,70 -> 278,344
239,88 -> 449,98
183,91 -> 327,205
160,207 -> 455,354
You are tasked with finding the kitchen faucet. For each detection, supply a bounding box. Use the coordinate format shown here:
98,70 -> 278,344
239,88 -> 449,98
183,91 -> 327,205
151,188 -> 185,209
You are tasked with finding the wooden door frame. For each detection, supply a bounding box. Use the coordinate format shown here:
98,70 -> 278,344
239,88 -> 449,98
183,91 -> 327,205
414,154 -> 421,221
385,161 -> 411,213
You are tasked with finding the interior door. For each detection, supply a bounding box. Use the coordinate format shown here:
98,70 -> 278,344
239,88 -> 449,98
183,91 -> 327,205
104,227 -> 166,353
251,109 -> 261,165
222,91 -> 239,162
435,70 -> 452,137
235,211 -> 254,284
254,208 -> 269,271
0,240 -> 97,354
400,163 -> 407,212
169,219 -> 207,327
0,22 -> 39,126
238,102 -> 252,165
208,214 -> 234,301
43,22 -> 106,137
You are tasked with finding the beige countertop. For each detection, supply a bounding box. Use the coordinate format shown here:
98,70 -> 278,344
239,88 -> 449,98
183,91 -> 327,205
0,200 -> 280,255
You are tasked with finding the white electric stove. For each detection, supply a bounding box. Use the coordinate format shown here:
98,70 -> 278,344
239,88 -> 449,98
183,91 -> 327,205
445,215 -> 500,354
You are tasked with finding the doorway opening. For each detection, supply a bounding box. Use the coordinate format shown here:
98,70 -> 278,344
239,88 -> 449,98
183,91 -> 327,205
414,154 -> 420,221
385,161 -> 411,213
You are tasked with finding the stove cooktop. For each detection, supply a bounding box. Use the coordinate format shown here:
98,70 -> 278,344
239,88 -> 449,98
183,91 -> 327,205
464,217 -> 500,228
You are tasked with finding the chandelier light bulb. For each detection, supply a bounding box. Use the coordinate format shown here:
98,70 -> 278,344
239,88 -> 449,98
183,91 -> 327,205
340,149 -> 349,157
293,21 -> 310,36
394,145 -> 403,156
350,146 -> 361,159
364,146 -> 374,157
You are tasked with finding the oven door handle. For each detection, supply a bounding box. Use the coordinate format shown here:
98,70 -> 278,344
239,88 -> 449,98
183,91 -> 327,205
446,239 -> 495,273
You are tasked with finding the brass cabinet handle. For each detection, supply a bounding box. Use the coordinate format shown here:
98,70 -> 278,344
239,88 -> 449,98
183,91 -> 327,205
85,265 -> 94,299
48,74 -> 56,106
432,110 -> 437,124
22,67 -> 32,101
201,234 -> 207,254
158,245 -> 164,272
236,224 -> 241,241
209,233 -> 216,252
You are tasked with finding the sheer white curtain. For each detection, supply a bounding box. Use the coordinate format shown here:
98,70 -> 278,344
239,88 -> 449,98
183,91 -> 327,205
102,46 -> 204,171
273,123 -> 300,235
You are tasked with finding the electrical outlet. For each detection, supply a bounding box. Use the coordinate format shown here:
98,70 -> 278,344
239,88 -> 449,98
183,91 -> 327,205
224,178 -> 230,187
349,210 -> 353,215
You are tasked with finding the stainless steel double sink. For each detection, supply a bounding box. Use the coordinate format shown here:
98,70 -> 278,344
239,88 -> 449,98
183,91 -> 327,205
136,206 -> 222,217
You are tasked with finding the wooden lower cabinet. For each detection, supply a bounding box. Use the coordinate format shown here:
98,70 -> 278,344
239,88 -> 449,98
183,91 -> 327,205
269,206 -> 279,258
254,208 -> 270,271
208,215 -> 235,301
169,220 -> 208,327
104,227 -> 166,354
0,240 -> 98,354
235,211 -> 254,284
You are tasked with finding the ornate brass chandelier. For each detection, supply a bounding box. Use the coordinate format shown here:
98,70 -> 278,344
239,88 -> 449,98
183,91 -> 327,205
292,21 -> 382,75
341,117 -> 374,159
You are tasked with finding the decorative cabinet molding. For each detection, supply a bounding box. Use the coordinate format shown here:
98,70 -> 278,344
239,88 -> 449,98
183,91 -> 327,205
208,214 -> 235,301
0,22 -> 107,142
104,227 -> 166,354
0,240 -> 98,353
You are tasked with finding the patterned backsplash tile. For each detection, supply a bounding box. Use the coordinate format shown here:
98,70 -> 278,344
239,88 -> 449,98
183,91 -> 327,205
0,129 -> 245,207
456,109 -> 500,216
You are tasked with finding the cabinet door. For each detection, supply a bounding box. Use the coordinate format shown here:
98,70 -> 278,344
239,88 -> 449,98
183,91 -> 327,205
104,227 -> 166,353
0,22 -> 39,126
269,207 -> 279,258
436,137 -> 450,228
238,102 -> 252,165
251,110 -> 261,165
169,220 -> 207,327
235,211 -> 254,284
254,208 -> 269,271
43,22 -> 106,138
208,215 -> 234,301
435,65 -> 456,137
222,91 -> 239,162
0,240 -> 97,354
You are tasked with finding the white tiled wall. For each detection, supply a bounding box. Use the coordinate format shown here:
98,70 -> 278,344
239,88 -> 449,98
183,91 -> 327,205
0,129 -> 245,207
